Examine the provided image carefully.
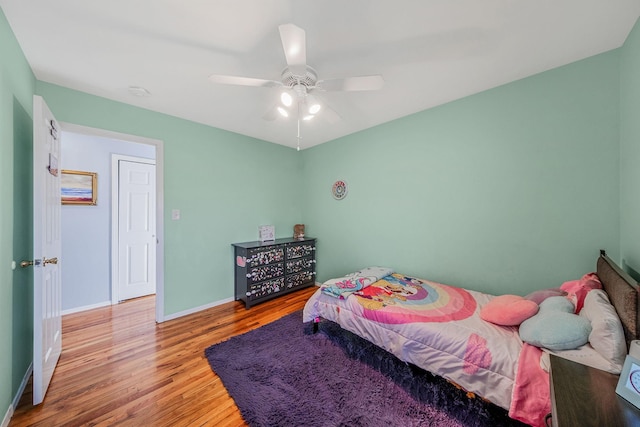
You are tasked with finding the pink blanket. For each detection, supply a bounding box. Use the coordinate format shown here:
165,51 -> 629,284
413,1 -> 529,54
509,343 -> 550,426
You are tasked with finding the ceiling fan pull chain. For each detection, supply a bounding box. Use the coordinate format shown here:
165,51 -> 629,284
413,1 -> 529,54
296,102 -> 302,151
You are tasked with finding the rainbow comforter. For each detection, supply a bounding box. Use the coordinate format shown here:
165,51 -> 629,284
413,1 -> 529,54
303,273 -> 547,426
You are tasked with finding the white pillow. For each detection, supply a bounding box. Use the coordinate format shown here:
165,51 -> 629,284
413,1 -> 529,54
546,344 -> 622,374
579,289 -> 626,372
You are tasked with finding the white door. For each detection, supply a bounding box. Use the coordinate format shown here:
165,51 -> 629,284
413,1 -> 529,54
32,95 -> 62,405
118,160 -> 156,300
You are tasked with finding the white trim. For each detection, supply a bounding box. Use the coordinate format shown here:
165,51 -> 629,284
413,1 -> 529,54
163,297 -> 235,322
12,363 -> 32,410
155,142 -> 165,323
60,123 -> 161,146
1,403 -> 12,427
61,300 -> 111,316
59,122 -> 166,323
111,155 -> 156,305
2,363 -> 33,427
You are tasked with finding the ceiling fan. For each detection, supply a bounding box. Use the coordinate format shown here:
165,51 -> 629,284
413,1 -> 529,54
208,23 -> 384,148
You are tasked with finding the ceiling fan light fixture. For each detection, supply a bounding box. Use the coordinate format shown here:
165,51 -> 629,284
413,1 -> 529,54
280,91 -> 293,107
308,103 -> 321,114
277,107 -> 289,117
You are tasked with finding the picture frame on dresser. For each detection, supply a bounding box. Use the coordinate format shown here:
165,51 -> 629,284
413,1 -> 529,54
616,355 -> 640,409
258,225 -> 275,242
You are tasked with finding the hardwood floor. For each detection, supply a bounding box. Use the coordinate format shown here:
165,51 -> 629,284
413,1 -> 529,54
10,286 -> 318,427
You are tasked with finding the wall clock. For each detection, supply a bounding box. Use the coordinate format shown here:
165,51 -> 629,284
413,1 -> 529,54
332,180 -> 348,200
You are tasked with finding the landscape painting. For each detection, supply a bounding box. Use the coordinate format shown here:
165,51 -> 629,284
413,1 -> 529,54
61,170 -> 97,205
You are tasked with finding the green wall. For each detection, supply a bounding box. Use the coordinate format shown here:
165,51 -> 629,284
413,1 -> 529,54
302,51 -> 621,296
36,82 -> 303,315
620,18 -> 640,280
1,5 -> 36,420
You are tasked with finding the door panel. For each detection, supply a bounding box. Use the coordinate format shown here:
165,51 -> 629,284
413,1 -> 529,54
32,95 -> 62,405
118,160 -> 156,300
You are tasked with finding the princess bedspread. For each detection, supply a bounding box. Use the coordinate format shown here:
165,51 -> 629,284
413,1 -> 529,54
303,273 -> 543,426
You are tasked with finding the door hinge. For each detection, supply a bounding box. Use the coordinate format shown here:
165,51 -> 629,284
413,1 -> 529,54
49,120 -> 58,140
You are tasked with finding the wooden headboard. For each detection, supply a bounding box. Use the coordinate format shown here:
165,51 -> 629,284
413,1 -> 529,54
598,249 -> 640,348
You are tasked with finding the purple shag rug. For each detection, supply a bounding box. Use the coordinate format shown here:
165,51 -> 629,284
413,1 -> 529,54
205,311 -> 527,427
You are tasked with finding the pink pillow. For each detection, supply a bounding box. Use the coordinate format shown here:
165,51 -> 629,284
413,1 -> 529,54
480,295 -> 539,326
525,288 -> 567,305
560,273 -> 602,313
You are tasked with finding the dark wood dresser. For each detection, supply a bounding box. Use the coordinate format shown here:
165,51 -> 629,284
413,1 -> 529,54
232,237 -> 316,308
549,354 -> 640,426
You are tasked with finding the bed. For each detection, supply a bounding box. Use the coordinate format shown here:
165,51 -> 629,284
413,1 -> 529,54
302,250 -> 640,427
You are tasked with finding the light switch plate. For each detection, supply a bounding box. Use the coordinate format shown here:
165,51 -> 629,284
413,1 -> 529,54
171,209 -> 181,220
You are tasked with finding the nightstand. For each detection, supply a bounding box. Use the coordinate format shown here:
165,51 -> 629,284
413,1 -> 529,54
549,354 -> 640,426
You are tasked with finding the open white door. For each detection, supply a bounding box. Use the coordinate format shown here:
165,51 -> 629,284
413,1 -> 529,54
32,95 -> 62,405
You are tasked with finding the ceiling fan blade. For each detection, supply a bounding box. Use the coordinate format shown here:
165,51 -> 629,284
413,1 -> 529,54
320,103 -> 341,124
209,74 -> 282,88
317,75 -> 384,92
262,102 -> 294,121
262,106 -> 278,121
278,23 -> 306,73
302,93 -> 341,124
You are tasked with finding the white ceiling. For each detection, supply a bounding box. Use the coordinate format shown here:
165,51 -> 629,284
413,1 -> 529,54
2,1 -> 639,150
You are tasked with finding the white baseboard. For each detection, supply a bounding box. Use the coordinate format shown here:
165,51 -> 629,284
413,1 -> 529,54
62,300 -> 111,316
1,404 -> 12,427
163,297 -> 235,322
162,284 -> 321,322
2,363 -> 33,427
13,363 -> 32,410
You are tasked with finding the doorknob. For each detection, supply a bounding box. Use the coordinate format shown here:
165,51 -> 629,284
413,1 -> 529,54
20,259 -> 42,268
43,257 -> 58,266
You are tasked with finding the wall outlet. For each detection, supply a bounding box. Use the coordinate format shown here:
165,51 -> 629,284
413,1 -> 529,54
171,209 -> 181,220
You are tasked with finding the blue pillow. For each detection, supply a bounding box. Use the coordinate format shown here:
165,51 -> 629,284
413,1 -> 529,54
519,296 -> 592,351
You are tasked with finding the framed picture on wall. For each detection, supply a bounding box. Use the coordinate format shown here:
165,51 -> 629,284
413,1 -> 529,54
61,170 -> 98,205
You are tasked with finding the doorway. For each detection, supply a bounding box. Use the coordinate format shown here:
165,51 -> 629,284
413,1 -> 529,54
60,123 -> 165,322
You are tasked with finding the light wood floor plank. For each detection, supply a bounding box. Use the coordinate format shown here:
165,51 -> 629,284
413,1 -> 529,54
9,286 -> 317,427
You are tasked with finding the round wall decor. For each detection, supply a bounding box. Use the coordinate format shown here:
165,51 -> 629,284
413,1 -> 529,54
331,180 -> 348,200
